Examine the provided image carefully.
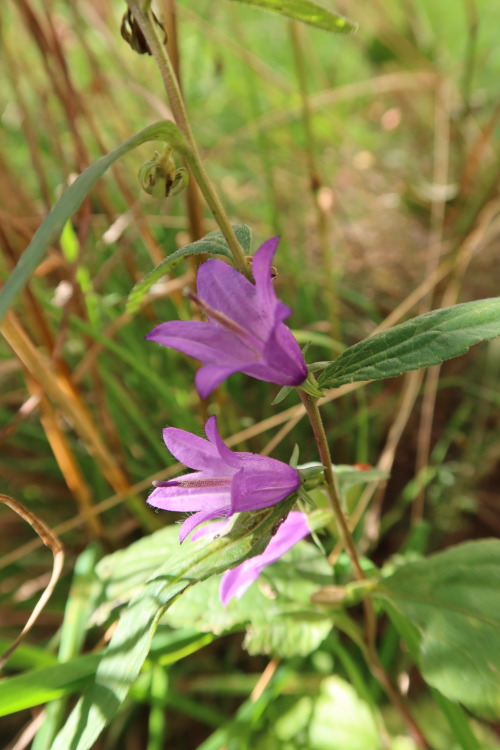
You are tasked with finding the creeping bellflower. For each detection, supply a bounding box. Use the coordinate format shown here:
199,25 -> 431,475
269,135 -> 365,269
146,237 -> 308,398
148,416 -> 300,542
193,512 -> 310,606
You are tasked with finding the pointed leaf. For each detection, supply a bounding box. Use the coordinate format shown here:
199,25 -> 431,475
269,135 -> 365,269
0,121 -> 189,322
230,0 -> 357,34
126,225 -> 252,313
318,298 -> 500,389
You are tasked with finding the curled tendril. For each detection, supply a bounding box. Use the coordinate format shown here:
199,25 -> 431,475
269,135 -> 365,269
139,147 -> 189,199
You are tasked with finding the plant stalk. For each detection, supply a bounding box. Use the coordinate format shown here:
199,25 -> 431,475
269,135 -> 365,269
125,0 -> 250,277
299,389 -> 431,749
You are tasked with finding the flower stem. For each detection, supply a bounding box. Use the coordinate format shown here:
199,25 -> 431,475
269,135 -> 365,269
299,389 -> 431,749
125,0 -> 250,278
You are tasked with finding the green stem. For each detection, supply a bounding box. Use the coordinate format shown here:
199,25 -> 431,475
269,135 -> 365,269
299,389 -> 431,749
125,0 -> 250,278
299,390 -> 365,578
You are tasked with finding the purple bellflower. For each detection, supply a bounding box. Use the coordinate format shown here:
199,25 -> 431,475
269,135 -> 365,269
146,237 -> 308,398
192,511 -> 311,606
148,416 -> 300,542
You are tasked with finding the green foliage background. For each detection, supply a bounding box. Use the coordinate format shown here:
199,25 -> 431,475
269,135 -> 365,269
0,0 -> 499,747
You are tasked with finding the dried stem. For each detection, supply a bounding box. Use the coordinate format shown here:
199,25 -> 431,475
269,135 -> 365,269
0,495 -> 64,671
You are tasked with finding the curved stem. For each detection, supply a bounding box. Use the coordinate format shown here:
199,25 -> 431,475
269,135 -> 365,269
125,0 -> 250,277
299,389 -> 431,749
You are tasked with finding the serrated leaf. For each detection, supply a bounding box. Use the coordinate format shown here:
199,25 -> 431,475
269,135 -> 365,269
0,122 -> 189,322
318,298 -> 500,389
50,499 -> 297,750
126,225 -> 252,313
230,0 -> 357,34
377,539 -> 500,718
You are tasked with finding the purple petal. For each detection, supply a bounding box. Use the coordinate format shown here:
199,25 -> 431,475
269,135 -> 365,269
179,506 -> 230,543
204,416 -> 242,470
261,322 -> 308,385
162,426 -> 228,472
146,320 -> 253,365
252,237 -> 280,310
220,563 -> 262,606
230,456 -> 300,512
195,364 -> 243,400
147,476 -> 231,512
196,258 -> 258,332
219,512 -> 310,605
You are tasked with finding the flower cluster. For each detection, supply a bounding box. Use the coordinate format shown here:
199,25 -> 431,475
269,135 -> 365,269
147,238 -> 310,603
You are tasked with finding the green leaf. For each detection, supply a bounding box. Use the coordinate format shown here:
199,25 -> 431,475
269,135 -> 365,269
50,499 -> 298,750
230,0 -> 357,34
271,677 -> 382,750
0,653 -> 100,716
377,539 -> 500,718
0,121 -> 189,322
165,530 -> 333,658
126,225 -> 252,313
318,298 -> 500,389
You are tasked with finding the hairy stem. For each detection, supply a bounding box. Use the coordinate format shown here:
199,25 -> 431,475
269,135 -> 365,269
125,0 -> 250,277
299,389 -> 431,749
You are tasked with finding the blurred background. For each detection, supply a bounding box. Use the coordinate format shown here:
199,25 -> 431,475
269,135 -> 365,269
1,0 -> 499,747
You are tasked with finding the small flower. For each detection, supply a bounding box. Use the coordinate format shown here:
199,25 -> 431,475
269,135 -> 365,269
146,237 -> 308,398
195,511 -> 310,606
148,416 -> 300,542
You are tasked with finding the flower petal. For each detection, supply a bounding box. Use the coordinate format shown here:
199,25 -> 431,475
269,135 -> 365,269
220,562 -> 262,606
230,455 -> 300,512
195,364 -> 243,400
261,321 -> 308,384
204,415 -> 242,470
162,426 -> 227,472
252,236 -> 280,310
219,512 -> 310,605
179,506 -> 230,543
147,476 -> 231,512
196,258 -> 258,332
146,320 -> 252,365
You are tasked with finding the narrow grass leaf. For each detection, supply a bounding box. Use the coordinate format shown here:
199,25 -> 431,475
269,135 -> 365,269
0,653 -> 101,716
0,121 -> 189,322
230,0 -> 357,34
318,298 -> 500,389
126,225 -> 252,313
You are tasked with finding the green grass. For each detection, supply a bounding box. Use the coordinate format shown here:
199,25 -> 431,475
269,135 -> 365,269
1,0 -> 499,747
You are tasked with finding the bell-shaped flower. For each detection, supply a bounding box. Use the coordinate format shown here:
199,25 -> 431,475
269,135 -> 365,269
146,237 -> 308,398
148,416 -> 300,542
192,512 -> 311,605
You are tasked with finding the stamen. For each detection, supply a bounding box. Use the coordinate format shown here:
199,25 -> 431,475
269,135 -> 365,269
154,477 -> 231,489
